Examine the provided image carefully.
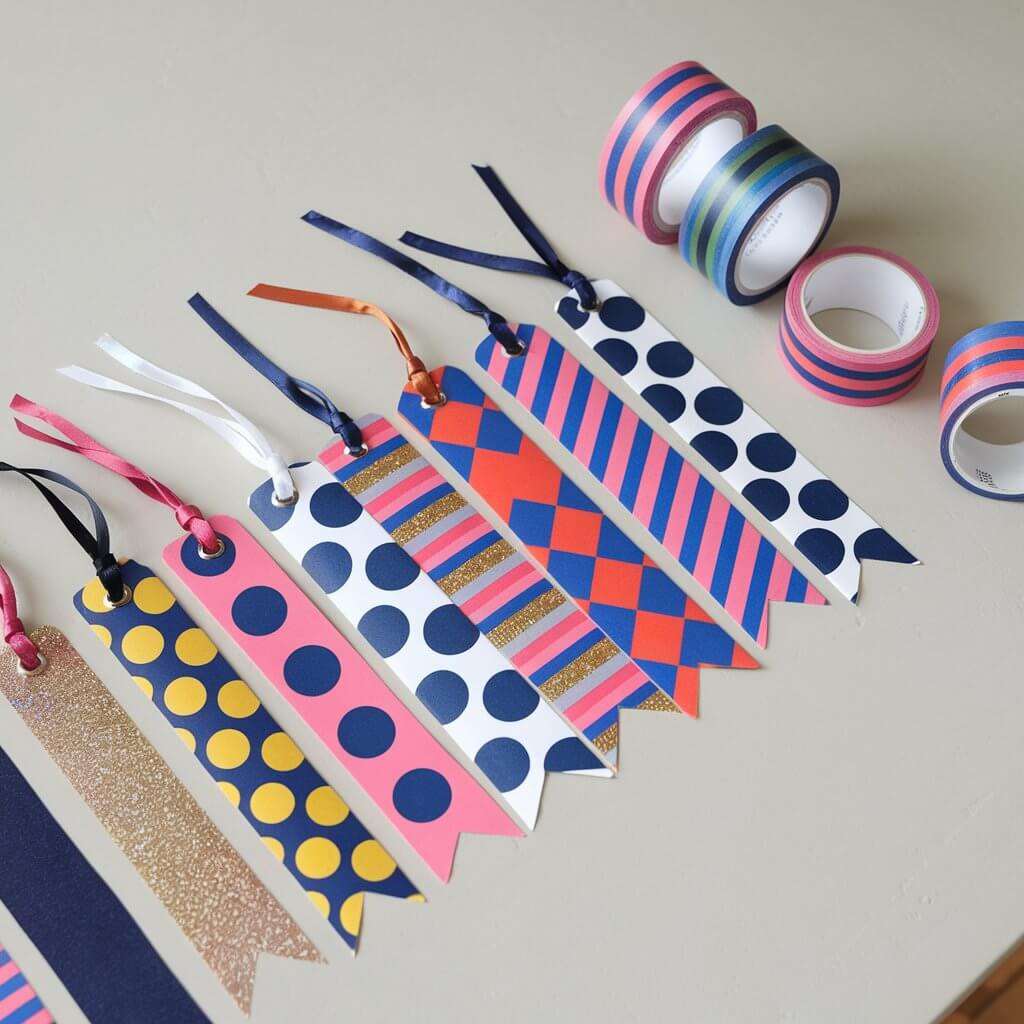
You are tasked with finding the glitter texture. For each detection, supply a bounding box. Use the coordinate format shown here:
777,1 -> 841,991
0,627 -> 322,1013
437,539 -> 516,597
485,589 -> 567,649
539,638 -> 620,700
390,491 -> 467,546
341,442 -> 420,495
592,723 -> 619,754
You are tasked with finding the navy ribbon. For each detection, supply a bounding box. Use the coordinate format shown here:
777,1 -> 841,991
187,294 -> 365,451
398,164 -> 599,310
0,747 -> 210,1023
301,212 -> 526,355
0,463 -> 125,602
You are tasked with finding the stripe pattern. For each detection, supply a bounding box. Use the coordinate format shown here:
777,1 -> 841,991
940,322 -> 1024,499
322,415 -> 659,763
478,324 -> 825,644
399,365 -> 758,721
558,280 -> 917,603
599,60 -> 756,243
0,946 -> 51,1024
679,124 -> 840,304
76,559 -> 421,948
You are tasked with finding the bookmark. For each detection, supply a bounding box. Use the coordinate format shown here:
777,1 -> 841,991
13,395 -> 517,881
398,166 -> 918,602
66,326 -> 610,830
0,496 -> 320,1016
0,942 -> 52,1024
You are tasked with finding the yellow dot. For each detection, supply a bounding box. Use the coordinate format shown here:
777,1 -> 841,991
305,786 -> 349,827
133,576 -> 175,615
133,675 -> 153,699
295,837 -> 341,880
339,893 -> 364,936
175,627 -> 216,666
176,727 -> 196,752
121,625 -> 164,665
306,891 -> 330,918
218,679 -> 260,718
218,781 -> 241,807
250,782 -> 295,824
351,839 -> 396,882
407,893 -> 426,903
261,836 -> 285,861
81,576 -> 111,614
163,676 -> 207,716
206,728 -> 250,769
261,732 -> 304,772
91,624 -> 112,647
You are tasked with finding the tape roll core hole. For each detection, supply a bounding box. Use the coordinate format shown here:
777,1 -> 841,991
801,253 -> 928,353
656,116 -> 746,228
952,392 -> 1024,493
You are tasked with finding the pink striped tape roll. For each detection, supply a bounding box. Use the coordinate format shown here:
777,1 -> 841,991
778,245 -> 940,406
599,61 -> 756,244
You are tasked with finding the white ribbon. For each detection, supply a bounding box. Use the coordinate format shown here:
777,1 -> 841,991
59,335 -> 297,503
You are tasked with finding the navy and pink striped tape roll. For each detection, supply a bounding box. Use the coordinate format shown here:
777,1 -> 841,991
778,246 -> 939,405
940,322 -> 1024,499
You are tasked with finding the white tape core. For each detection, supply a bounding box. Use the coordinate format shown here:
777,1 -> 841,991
951,390 -> 1024,494
735,179 -> 831,295
656,115 -> 746,228
801,252 -> 928,354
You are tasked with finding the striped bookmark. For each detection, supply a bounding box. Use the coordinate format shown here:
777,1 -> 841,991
0,945 -> 52,1024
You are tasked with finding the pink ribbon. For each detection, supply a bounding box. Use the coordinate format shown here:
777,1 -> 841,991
0,562 -> 41,671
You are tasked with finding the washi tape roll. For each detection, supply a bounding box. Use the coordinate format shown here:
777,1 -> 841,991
940,322 -> 1024,499
679,124 -> 840,304
778,245 -> 939,404
599,61 -> 757,244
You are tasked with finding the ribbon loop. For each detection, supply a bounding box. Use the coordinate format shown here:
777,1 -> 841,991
0,564 -> 42,671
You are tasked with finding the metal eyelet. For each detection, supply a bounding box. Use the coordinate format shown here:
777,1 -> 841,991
345,444 -> 369,459
271,488 -> 300,508
499,340 -> 527,359
102,583 -> 134,609
197,537 -> 226,560
422,392 -> 448,409
16,651 -> 48,677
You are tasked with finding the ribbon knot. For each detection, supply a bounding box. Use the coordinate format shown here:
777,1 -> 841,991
3,617 -> 41,672
562,270 -> 599,311
484,313 -> 524,356
174,504 -> 220,553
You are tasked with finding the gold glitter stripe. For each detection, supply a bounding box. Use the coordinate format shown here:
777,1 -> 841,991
341,442 -> 421,495
391,491 -> 467,546
485,589 -> 566,649
592,722 -> 619,754
635,691 -> 683,714
0,628 -> 321,1012
539,638 -> 620,700
436,539 -> 516,597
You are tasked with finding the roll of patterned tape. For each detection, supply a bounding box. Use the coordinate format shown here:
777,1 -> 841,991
778,245 -> 939,404
679,124 -> 840,304
599,61 -> 756,244
940,322 -> 1024,499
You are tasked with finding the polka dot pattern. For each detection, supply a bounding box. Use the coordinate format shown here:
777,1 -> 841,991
75,556 -> 421,946
556,280 -> 917,602
169,509 -> 520,882
251,460 -> 609,831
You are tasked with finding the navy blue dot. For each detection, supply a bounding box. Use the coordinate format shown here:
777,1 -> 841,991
364,543 -> 419,591
283,644 -> 341,696
695,386 -> 743,425
544,736 -> 605,772
250,477 -> 295,531
742,479 -> 791,521
598,296 -> 645,332
798,480 -> 850,521
557,295 -> 589,329
641,383 -> 686,422
309,482 -> 361,528
358,605 -> 410,658
795,528 -> 846,575
422,605 -> 478,655
416,671 -> 470,725
594,338 -> 638,375
853,528 -> 916,564
647,340 -> 694,378
482,670 -> 539,722
392,768 -> 452,823
337,706 -> 396,758
231,586 -> 287,636
301,542 -> 352,593
746,433 -> 796,472
691,430 -> 738,471
475,738 -> 531,793
180,532 -> 236,577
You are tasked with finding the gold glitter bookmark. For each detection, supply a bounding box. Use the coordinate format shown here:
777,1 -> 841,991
0,627 -> 322,1013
